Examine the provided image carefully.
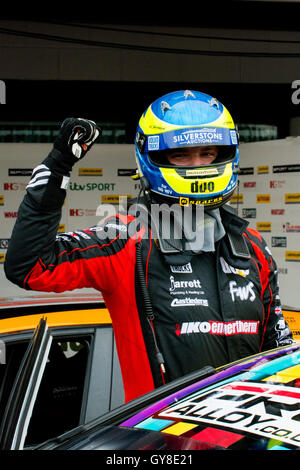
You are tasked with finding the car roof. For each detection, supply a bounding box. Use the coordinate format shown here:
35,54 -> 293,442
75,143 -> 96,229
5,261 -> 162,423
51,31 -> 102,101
0,292 -> 111,334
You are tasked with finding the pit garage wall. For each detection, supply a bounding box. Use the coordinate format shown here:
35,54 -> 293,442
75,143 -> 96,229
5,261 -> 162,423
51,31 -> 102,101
0,141 -> 299,327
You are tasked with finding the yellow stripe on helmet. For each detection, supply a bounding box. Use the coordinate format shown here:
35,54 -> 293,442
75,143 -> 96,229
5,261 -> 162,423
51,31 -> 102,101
161,163 -> 233,195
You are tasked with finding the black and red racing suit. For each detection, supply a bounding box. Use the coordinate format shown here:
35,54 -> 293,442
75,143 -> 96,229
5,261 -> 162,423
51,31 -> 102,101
4,158 -> 294,402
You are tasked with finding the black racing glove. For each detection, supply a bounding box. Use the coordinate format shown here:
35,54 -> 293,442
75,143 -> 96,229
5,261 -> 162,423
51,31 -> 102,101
44,118 -> 101,175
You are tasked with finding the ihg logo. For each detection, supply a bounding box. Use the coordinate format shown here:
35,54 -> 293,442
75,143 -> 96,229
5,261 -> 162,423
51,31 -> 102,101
0,80 -> 6,104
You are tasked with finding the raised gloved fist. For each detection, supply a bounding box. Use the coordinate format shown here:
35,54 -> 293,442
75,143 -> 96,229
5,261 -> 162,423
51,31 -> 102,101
54,117 -> 101,159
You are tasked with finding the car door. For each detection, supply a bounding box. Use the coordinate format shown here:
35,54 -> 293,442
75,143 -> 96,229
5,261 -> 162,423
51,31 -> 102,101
0,317 -> 52,450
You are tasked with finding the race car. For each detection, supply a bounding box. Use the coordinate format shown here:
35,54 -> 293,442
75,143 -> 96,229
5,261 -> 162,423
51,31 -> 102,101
37,340 -> 300,452
0,294 -> 299,452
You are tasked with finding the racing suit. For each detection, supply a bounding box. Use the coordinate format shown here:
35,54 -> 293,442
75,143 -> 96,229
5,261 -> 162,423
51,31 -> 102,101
4,154 -> 294,403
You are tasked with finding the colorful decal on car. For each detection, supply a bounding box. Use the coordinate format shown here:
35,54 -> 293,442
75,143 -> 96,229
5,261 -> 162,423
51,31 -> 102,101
121,345 -> 300,450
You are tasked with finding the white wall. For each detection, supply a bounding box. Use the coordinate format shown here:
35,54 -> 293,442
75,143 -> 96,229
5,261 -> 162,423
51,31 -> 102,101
232,138 -> 300,309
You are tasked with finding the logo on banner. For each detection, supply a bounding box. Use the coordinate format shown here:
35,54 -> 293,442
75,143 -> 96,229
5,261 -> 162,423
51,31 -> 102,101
283,223 -> 300,232
271,209 -> 285,215
4,212 -> 18,218
69,209 -> 97,217
285,251 -> 300,262
3,182 -> 27,191
230,194 -> 243,204
78,168 -> 103,176
273,164 -> 300,173
8,169 -> 33,176
118,169 -> 136,177
0,239 -> 9,249
101,195 -> 131,204
242,208 -> 256,219
272,237 -> 287,248
257,166 -> 269,174
257,222 -> 271,232
285,193 -> 300,204
69,182 -> 116,191
238,167 -> 254,175
257,194 -> 271,203
270,180 -> 285,189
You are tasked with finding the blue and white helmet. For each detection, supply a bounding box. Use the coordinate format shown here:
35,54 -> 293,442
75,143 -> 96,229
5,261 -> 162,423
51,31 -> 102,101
135,90 -> 239,208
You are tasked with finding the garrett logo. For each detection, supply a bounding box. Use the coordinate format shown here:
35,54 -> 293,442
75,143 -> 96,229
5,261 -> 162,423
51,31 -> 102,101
169,276 -> 202,292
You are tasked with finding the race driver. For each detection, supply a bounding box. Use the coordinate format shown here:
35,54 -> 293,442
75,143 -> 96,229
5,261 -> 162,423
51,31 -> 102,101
5,90 -> 294,403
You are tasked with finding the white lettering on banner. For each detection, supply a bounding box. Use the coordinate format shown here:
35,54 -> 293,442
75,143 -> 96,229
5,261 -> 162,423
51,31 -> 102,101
178,320 -> 259,336
158,381 -> 300,447
229,281 -> 256,302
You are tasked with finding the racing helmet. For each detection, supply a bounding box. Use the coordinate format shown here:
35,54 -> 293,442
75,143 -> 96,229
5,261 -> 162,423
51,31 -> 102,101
134,90 -> 239,209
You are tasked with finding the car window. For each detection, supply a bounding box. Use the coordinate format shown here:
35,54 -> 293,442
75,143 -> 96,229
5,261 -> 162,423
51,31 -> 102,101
24,335 -> 92,446
0,340 -> 29,416
0,324 -> 125,449
0,331 -> 93,447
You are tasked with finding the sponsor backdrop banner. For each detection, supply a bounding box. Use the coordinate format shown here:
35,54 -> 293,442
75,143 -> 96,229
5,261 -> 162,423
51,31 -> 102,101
230,138 -> 300,310
0,140 -> 299,313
